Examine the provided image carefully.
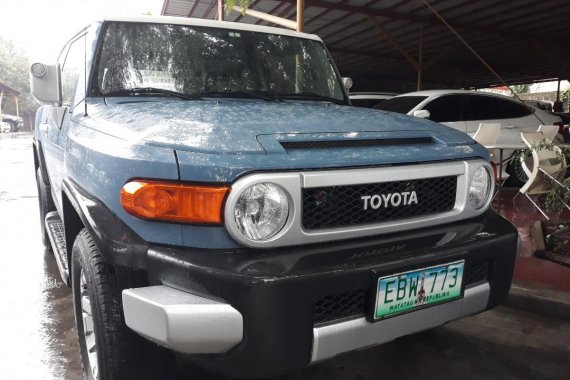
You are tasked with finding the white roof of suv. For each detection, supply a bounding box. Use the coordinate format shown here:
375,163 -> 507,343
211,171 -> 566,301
100,16 -> 322,42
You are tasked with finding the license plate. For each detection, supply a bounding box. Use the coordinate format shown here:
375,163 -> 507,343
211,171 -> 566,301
373,260 -> 465,320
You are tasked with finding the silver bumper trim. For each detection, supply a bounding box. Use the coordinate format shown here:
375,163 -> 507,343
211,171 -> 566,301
311,282 -> 490,363
122,285 -> 243,354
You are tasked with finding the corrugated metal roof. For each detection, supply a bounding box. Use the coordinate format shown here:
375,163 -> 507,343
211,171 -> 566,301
161,0 -> 570,92
0,83 -> 21,96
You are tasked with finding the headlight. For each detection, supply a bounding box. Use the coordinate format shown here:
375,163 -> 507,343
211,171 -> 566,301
468,166 -> 492,209
234,183 -> 289,241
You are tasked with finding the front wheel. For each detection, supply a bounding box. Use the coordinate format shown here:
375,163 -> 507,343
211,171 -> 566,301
71,229 -> 171,380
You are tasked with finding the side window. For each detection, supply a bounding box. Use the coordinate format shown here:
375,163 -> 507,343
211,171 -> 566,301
465,95 -> 502,120
61,35 -> 86,106
465,95 -> 532,120
501,100 -> 533,118
422,95 -> 463,123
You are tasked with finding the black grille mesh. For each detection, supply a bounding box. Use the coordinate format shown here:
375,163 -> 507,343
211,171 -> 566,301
464,261 -> 490,285
303,176 -> 457,230
313,261 -> 490,324
313,288 -> 367,324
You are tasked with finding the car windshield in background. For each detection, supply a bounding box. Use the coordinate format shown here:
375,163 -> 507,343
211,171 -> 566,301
93,22 -> 345,102
373,96 -> 427,114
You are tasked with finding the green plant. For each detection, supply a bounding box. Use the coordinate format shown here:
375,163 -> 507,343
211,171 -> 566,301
512,84 -> 530,94
563,87 -> 570,109
545,177 -> 570,214
225,0 -> 253,15
563,87 -> 570,102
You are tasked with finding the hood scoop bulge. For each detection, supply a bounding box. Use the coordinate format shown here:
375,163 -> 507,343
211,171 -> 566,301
279,137 -> 433,151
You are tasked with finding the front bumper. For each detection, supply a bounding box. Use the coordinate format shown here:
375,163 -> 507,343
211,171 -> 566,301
312,282 -> 489,362
122,285 -> 243,354
123,210 -> 517,378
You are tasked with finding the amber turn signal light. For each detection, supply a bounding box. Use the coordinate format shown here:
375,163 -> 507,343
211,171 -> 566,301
120,180 -> 230,224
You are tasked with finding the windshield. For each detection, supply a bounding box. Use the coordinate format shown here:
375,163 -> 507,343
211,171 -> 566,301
373,96 -> 427,114
92,22 -> 346,102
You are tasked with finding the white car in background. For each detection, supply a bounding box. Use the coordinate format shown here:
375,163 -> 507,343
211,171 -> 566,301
349,92 -> 397,108
374,90 -> 564,184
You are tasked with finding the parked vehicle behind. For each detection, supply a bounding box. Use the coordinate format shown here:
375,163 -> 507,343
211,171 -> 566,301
374,90 -> 564,184
349,91 -> 397,108
1,122 -> 11,133
31,16 -> 518,380
523,99 -> 553,112
554,111 -> 570,126
1,114 -> 23,132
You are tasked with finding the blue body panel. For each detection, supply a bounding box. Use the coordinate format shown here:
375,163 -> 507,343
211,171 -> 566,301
50,97 -> 488,249
64,114 -> 184,246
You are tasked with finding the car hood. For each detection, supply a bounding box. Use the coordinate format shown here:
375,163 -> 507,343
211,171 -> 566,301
86,98 -> 475,153
83,98 -> 488,182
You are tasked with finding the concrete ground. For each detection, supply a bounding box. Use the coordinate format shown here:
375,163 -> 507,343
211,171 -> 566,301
1,133 -> 569,380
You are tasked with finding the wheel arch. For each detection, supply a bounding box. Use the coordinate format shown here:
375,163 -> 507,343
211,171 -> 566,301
34,141 -> 51,186
62,190 -> 85,276
61,178 -> 149,274
33,143 -> 39,173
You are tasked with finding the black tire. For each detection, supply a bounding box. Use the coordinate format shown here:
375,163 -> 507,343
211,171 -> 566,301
71,229 -> 172,380
36,167 -> 56,249
506,154 -> 528,187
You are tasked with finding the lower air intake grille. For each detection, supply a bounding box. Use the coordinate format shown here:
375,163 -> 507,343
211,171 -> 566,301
464,261 -> 490,285
313,288 -> 367,325
313,261 -> 490,325
303,176 -> 457,230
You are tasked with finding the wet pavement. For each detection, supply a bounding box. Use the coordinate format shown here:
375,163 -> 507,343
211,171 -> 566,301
1,133 -> 569,380
0,133 -> 81,379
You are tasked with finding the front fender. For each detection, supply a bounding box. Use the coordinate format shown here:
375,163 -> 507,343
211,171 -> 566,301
62,178 -> 148,269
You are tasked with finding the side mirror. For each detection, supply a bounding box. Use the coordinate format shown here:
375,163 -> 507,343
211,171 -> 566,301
30,63 -> 62,106
412,109 -> 430,119
342,77 -> 353,91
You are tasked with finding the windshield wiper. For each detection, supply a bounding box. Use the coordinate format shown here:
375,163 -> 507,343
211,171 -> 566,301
275,92 -> 345,105
199,90 -> 276,101
104,87 -> 203,100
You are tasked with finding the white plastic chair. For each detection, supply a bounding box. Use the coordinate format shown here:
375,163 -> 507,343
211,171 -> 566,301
473,123 -> 509,183
537,125 -> 560,142
473,123 -> 501,146
521,127 -> 562,178
519,131 -> 568,219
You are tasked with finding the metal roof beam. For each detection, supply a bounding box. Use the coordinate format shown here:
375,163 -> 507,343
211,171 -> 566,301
232,6 -> 297,29
202,0 -> 217,19
278,0 -> 553,43
330,47 -> 404,62
368,16 -> 419,70
187,0 -> 201,17
257,2 -> 296,26
235,0 -> 261,22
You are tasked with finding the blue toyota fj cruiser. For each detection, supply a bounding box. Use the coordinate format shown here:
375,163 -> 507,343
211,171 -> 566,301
31,16 -> 518,380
